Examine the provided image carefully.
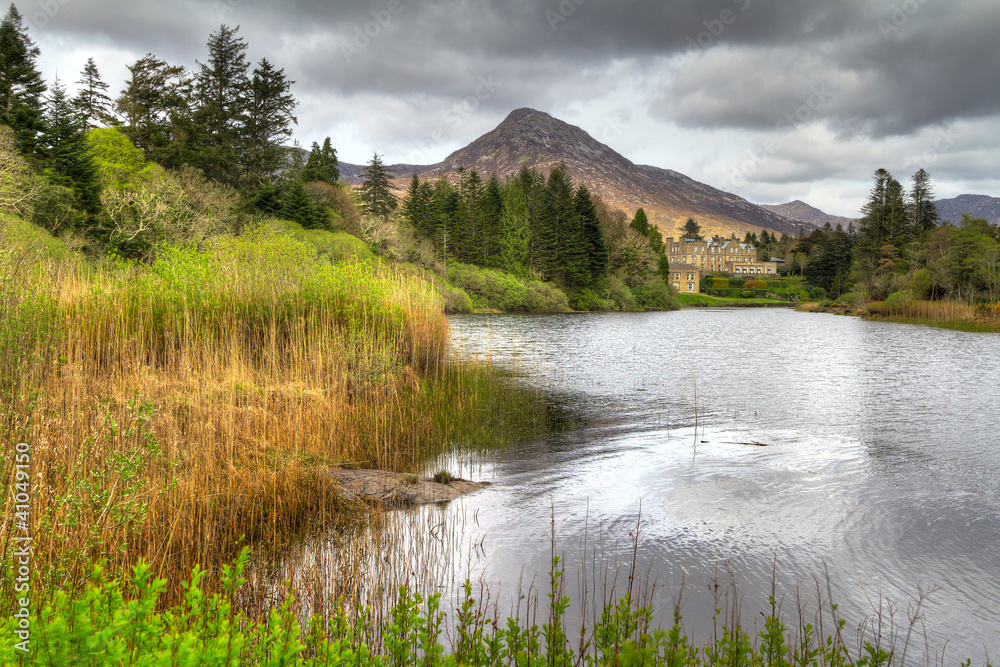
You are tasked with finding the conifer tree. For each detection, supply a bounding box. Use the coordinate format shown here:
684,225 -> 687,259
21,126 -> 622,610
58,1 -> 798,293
682,217 -> 703,240
908,168 -> 940,236
301,137 -> 339,184
630,208 -> 651,236
38,79 -> 101,224
242,58 -> 296,187
537,165 -> 576,282
481,174 -> 504,267
193,24 -> 249,184
72,57 -> 113,130
115,54 -> 192,167
499,177 -> 531,276
576,185 -> 608,287
0,4 -> 46,155
360,151 -> 397,221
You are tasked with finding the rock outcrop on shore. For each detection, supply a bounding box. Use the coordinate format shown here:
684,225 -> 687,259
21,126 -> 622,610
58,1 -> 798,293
330,469 -> 489,506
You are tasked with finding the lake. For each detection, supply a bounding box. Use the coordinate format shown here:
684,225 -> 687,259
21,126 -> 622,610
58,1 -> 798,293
298,309 -> 1000,662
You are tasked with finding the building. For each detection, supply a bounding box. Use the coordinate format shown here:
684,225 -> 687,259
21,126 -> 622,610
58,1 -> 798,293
666,237 -> 780,277
670,263 -> 701,293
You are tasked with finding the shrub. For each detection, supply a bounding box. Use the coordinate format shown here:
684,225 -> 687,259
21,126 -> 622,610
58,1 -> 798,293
304,181 -> 363,236
606,275 -> 637,311
885,290 -> 912,310
441,285 -> 473,314
711,277 -> 730,289
448,263 -> 527,311
523,281 -> 570,312
741,290 -> 754,298
432,470 -> 453,484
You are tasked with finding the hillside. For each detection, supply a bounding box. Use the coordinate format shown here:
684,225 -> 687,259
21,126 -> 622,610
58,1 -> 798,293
934,195 -> 1000,225
762,200 -> 857,230
339,108 -> 812,238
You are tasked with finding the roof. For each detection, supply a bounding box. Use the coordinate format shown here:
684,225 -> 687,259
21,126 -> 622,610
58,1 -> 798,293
671,263 -> 700,271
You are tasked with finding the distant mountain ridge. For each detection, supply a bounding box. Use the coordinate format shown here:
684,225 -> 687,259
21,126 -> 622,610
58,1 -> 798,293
338,108 -> 812,238
761,200 -> 857,230
934,195 -> 1000,225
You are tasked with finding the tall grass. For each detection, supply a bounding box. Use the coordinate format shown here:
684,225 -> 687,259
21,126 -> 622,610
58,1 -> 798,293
0,222 -> 543,608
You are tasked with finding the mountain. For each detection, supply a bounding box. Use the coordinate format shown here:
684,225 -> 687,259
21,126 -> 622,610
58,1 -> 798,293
338,108 -> 813,238
934,195 -> 1000,225
762,200 -> 857,230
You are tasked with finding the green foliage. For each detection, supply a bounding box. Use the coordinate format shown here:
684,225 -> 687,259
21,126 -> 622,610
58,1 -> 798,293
360,152 -> 397,221
682,217 -> 703,241
712,277 -> 729,289
0,4 -> 47,156
432,470 -> 453,484
302,137 -> 339,185
85,127 -> 151,189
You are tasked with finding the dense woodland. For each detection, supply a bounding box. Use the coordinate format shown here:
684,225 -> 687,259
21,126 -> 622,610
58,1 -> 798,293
0,5 -> 678,312
1,0 -> 996,312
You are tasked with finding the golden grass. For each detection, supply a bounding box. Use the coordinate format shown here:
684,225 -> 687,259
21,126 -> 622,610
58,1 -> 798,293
1,225 -> 541,607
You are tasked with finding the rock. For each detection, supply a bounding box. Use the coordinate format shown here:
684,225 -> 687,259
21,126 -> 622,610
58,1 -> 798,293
330,469 -> 489,506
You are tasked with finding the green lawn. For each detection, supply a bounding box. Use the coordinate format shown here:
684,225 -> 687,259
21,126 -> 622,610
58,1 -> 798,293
677,292 -> 792,307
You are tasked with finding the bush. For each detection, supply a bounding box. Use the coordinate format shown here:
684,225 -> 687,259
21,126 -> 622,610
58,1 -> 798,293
808,287 -> 828,300
885,290 -> 912,310
741,290 -> 754,298
441,285 -> 473,314
448,263 -> 527,311
606,276 -> 637,312
711,277 -> 730,289
523,281 -> 570,312
304,181 -> 363,236
632,276 -> 680,310
911,269 -> 932,301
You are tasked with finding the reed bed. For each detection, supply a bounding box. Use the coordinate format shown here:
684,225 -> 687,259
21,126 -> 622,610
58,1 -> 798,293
0,224 -> 543,608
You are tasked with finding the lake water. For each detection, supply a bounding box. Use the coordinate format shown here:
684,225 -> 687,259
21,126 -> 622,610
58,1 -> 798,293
294,309 -> 1000,663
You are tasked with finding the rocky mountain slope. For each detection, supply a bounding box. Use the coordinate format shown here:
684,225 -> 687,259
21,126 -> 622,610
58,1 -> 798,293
339,108 -> 812,238
934,195 -> 1000,225
762,200 -> 857,230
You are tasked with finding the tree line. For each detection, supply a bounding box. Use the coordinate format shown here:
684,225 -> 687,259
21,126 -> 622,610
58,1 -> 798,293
747,167 -> 999,303
400,165 -> 610,293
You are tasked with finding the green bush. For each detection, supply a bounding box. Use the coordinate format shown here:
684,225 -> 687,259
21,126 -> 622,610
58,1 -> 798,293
741,290 -> 754,298
448,263 -> 527,311
911,269 -> 932,301
606,276 -> 637,312
441,285 -> 473,314
711,277 -> 730,289
885,290 -> 912,310
523,280 -> 570,312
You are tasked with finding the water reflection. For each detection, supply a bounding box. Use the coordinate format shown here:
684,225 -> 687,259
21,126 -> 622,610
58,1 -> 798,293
286,309 -> 1000,662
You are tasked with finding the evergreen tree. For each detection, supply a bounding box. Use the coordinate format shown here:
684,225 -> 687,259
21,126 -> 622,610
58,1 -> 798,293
72,57 -> 113,130
481,174 -> 504,267
281,180 -> 327,229
115,54 -> 193,167
682,218 -> 703,240
0,4 -> 46,155
38,79 -> 101,224
359,151 -> 397,220
432,177 -> 459,265
192,24 -> 249,184
499,177 -> 531,276
908,168 -> 940,236
576,185 -> 608,287
241,58 -> 296,187
537,165 -> 577,282
402,173 -> 436,239
630,208 -> 651,236
455,168 -> 484,263
301,137 -> 339,184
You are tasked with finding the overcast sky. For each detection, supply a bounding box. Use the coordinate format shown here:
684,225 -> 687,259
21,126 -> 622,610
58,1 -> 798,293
25,0 -> 1000,217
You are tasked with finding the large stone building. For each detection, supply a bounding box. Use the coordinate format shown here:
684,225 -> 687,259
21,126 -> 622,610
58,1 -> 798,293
667,237 -> 780,278
669,263 -> 701,293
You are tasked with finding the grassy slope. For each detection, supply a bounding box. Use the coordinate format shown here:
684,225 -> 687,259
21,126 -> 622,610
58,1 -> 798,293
677,292 -> 792,307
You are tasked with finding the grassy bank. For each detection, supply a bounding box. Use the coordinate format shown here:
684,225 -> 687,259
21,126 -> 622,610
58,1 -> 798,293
799,298 -> 1000,332
3,546 -> 988,666
0,218 -> 543,610
677,293 -> 793,308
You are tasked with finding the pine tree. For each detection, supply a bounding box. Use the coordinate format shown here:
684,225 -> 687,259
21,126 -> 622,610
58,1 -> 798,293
908,168 -> 940,236
301,137 -> 339,185
432,177 -> 459,264
456,168 -> 484,263
242,57 -> 296,187
576,185 -> 608,287
192,24 -> 249,184
115,54 -> 193,166
402,173 -> 435,238
38,78 -> 101,225
630,208 -> 651,236
682,218 -> 703,240
0,4 -> 46,155
282,180 -> 326,229
72,57 -> 113,130
537,165 -> 577,282
481,174 -> 504,267
359,152 -> 397,221
499,177 -> 531,276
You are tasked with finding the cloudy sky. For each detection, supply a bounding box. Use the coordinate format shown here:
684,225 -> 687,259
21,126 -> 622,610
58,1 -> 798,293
26,0 -> 1000,217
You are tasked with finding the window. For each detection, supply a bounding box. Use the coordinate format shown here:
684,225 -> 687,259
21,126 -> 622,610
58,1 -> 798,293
688,283 -> 694,291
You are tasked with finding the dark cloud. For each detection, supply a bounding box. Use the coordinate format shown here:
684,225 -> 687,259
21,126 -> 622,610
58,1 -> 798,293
23,0 -> 1000,210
